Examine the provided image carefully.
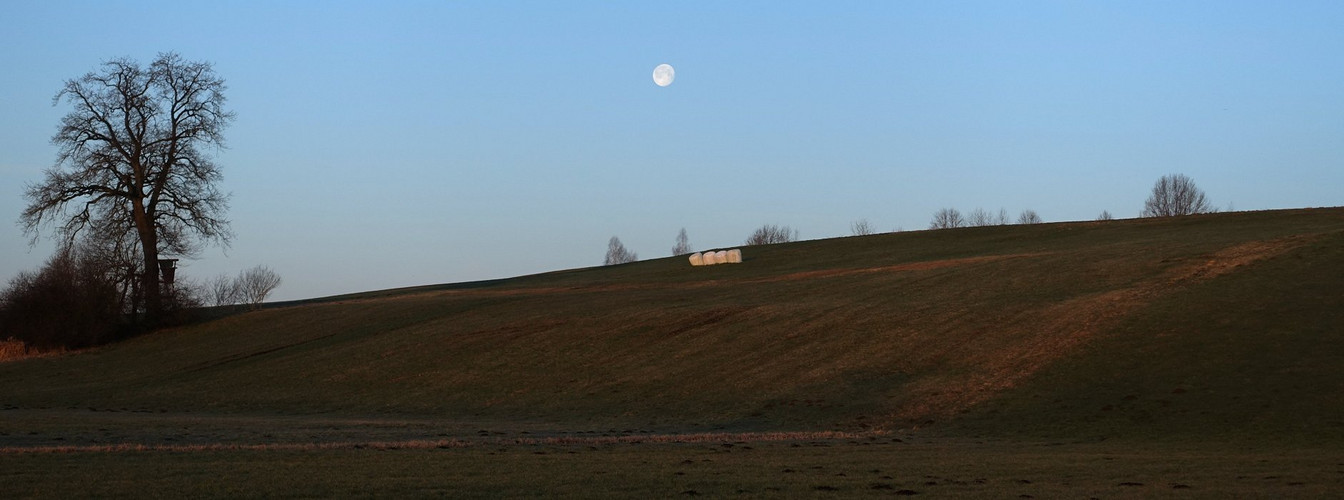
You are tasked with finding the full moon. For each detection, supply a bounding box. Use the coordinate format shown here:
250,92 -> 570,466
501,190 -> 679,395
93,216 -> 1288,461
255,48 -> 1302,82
652,63 -> 675,87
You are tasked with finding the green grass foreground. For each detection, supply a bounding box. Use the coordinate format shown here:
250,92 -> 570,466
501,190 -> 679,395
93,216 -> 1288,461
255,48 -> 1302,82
2,208 -> 1343,496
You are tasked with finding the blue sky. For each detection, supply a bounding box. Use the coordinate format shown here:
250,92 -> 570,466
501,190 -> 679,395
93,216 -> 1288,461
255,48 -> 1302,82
2,1 -> 1342,301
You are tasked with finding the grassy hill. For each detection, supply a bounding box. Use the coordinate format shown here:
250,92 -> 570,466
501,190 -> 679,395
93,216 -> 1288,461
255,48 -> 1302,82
2,207 -> 1342,444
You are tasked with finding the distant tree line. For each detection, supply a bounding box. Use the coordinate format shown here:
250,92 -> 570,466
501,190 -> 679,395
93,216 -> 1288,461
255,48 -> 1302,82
603,174 -> 1218,266
928,208 -> 1042,229
923,174 -> 1214,230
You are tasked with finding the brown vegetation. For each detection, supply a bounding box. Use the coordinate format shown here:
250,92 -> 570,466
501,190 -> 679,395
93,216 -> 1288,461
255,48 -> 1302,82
892,234 -> 1320,424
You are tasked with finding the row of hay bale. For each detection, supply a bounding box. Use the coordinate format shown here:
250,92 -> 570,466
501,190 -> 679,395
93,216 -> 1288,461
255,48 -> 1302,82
689,249 -> 742,266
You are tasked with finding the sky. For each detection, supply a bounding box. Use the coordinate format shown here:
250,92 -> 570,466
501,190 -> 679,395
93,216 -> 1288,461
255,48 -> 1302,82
2,1 -> 1342,301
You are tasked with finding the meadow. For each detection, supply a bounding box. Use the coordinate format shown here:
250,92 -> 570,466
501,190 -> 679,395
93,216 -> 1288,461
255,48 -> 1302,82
2,208 -> 1342,497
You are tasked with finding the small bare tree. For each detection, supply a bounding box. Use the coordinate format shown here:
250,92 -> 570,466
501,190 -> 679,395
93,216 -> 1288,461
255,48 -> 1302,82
966,208 -> 994,227
850,219 -> 874,236
236,265 -> 281,309
1142,174 -> 1212,217
929,208 -> 964,229
995,208 -> 1010,225
1097,210 -> 1114,221
671,228 -> 692,256
1017,209 -> 1043,224
745,224 -> 797,245
207,273 -> 240,307
604,237 -> 637,265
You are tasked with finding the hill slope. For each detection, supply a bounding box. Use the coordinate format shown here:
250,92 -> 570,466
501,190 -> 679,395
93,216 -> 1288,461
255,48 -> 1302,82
2,208 -> 1342,442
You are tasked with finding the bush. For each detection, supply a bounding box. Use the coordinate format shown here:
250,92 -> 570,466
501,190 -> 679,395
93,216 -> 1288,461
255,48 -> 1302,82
745,224 -> 798,245
161,277 -> 206,324
850,219 -> 874,236
0,246 -> 123,350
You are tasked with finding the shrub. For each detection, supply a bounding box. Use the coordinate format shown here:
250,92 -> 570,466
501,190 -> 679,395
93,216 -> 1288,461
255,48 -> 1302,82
0,246 -> 123,350
851,219 -> 874,236
745,224 -> 797,245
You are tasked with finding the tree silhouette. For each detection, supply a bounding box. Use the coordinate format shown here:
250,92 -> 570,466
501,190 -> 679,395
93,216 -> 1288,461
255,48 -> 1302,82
929,208 -> 964,229
21,53 -> 234,326
671,228 -> 692,255
604,237 -> 637,265
1017,209 -> 1043,224
1142,174 -> 1212,217
745,224 -> 797,245
851,219 -> 874,236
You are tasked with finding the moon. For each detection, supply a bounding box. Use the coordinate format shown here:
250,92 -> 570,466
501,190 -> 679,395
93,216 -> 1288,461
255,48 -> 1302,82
652,64 -> 675,87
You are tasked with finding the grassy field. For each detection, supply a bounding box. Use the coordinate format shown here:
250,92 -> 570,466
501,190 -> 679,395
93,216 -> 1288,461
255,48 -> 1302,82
4,439 -> 1341,498
2,208 -> 1342,496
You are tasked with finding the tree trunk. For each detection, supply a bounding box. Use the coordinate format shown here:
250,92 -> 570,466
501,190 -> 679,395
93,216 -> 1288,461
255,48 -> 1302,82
132,200 -> 162,327
141,245 -> 161,327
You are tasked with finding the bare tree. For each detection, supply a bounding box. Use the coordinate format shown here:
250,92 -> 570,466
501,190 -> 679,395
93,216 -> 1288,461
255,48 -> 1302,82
604,237 -> 637,265
1017,209 -> 1043,224
850,219 -> 874,236
929,208 -> 964,229
745,224 -> 798,245
671,228 -> 692,256
236,265 -> 281,309
995,208 -> 1010,225
1097,210 -> 1114,221
207,273 -> 240,307
966,208 -> 994,227
1142,174 -> 1212,217
21,53 -> 234,326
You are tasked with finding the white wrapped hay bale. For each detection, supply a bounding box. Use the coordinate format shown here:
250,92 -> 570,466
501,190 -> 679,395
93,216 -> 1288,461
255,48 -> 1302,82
714,250 -> 728,263
702,250 -> 720,265
688,252 -> 704,266
727,248 -> 742,263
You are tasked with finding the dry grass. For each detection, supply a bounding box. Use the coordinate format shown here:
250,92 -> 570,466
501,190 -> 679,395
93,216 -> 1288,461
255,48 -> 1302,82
891,234 -> 1322,424
0,430 -> 872,455
0,338 -> 26,361
0,338 -> 65,362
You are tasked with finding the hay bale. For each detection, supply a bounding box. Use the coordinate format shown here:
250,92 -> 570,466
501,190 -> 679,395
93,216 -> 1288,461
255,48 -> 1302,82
702,250 -> 720,265
714,250 -> 728,263
688,252 -> 704,266
727,248 -> 742,263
